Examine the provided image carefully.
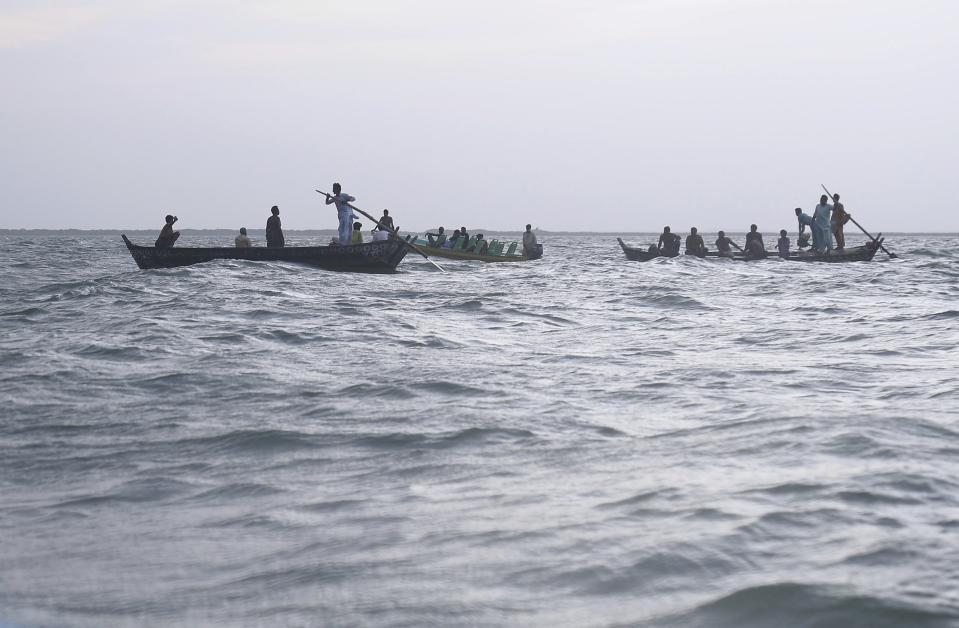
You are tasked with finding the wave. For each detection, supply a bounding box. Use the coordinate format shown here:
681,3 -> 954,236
651,582 -> 957,628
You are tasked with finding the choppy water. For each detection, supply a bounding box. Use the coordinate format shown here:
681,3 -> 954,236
1,232 -> 958,627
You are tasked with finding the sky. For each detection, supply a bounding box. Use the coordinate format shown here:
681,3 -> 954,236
1,0 -> 957,231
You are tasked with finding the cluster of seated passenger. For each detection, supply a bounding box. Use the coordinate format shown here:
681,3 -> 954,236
414,226 -> 520,256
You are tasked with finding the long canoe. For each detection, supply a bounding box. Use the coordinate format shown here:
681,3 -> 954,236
617,237 -> 881,263
406,236 -> 543,262
122,235 -> 409,272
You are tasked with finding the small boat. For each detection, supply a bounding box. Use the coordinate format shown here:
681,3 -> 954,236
405,236 -> 543,262
122,235 -> 409,272
617,237 -> 881,263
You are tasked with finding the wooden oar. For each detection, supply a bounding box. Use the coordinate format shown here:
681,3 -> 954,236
316,190 -> 445,272
821,184 -> 898,258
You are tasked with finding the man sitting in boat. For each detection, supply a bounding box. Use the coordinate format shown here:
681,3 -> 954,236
155,215 -> 180,248
235,227 -> 251,248
471,233 -> 489,254
715,231 -> 740,257
378,209 -> 394,233
744,224 -> 766,258
684,227 -> 707,257
523,224 -> 538,256
657,226 -> 681,255
350,222 -> 364,244
266,206 -> 284,248
777,229 -> 790,258
427,227 -> 447,247
446,229 -> 461,248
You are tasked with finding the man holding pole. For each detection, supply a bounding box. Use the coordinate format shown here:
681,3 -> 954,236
325,182 -> 356,245
830,193 -> 851,249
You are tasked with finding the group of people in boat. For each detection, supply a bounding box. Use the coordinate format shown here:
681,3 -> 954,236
420,224 -> 538,256
154,181 -> 538,256
649,193 -> 854,259
154,182 -> 399,249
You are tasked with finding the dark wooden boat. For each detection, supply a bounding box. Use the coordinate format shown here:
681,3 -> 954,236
122,235 -> 409,272
405,236 -> 543,262
617,237 -> 881,263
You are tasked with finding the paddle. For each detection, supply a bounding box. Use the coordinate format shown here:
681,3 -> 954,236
316,190 -> 445,272
821,184 -> 898,258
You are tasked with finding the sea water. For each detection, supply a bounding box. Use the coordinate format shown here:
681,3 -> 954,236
1,232 -> 957,627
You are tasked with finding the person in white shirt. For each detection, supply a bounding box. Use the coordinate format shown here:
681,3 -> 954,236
324,182 -> 357,245
235,227 -> 252,248
522,224 -> 538,255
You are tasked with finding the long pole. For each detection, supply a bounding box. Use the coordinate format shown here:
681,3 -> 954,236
316,190 -> 445,272
821,184 -> 897,258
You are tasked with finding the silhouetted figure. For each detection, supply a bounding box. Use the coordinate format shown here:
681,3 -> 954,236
378,209 -> 395,232
235,227 -> 251,248
685,227 -> 706,257
744,224 -> 766,258
715,230 -> 740,257
777,229 -> 790,258
266,206 -> 284,248
657,226 -> 681,255
523,224 -> 538,256
831,193 -> 851,249
155,214 -> 180,248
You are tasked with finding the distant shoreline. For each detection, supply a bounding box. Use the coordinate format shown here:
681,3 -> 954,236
0,229 -> 953,236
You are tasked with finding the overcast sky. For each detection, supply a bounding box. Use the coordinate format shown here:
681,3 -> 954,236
2,0 -> 957,231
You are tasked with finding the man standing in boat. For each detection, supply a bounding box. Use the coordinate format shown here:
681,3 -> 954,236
325,183 -> 356,245
266,206 -> 284,248
813,195 -> 834,252
830,193 -> 851,249
522,224 -> 538,256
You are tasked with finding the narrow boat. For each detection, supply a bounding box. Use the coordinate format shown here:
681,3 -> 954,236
617,237 -> 881,263
405,236 -> 543,262
121,234 -> 409,272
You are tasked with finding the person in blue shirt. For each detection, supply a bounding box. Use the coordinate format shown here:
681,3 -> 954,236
795,207 -> 816,249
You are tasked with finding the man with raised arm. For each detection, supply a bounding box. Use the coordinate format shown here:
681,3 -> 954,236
325,183 -> 356,245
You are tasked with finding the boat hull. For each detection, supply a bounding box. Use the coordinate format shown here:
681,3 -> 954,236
617,238 -> 880,263
122,235 -> 409,272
